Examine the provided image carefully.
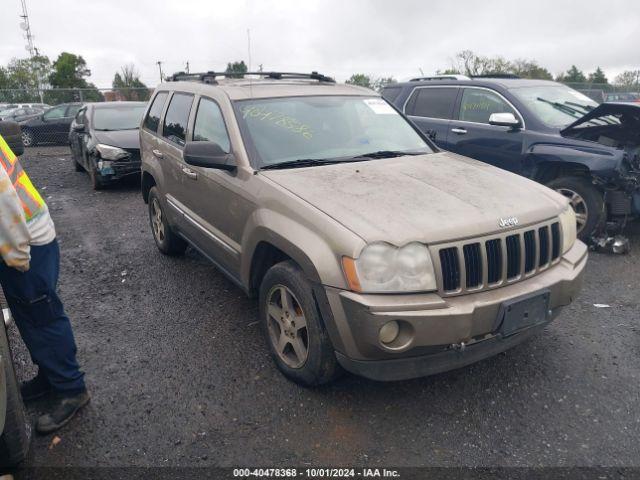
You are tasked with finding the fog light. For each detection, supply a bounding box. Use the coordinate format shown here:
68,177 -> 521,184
379,321 -> 400,344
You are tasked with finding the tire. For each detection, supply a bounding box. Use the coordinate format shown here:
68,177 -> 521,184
148,186 -> 187,256
0,324 -> 30,467
73,150 -> 84,172
0,121 -> 24,156
547,176 -> 605,241
20,129 -> 34,148
89,158 -> 105,190
259,260 -> 340,386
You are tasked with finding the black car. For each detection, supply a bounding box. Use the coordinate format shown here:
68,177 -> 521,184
383,76 -> 640,241
20,103 -> 82,146
69,102 -> 147,189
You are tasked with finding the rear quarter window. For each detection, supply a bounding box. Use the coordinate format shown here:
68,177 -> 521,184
143,92 -> 169,133
381,86 -> 402,102
405,87 -> 458,119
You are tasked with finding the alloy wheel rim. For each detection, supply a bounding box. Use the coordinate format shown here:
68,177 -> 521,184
266,285 -> 309,369
151,198 -> 165,242
21,131 -> 32,146
556,188 -> 588,233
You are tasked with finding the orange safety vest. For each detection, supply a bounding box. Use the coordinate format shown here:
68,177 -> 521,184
0,135 -> 46,222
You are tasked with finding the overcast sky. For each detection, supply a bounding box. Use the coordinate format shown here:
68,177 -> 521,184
1,0 -> 639,88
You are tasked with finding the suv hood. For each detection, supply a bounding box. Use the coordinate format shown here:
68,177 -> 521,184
560,102 -> 640,135
262,152 -> 567,245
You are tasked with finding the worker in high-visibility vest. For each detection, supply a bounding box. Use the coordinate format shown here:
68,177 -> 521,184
0,134 -> 89,434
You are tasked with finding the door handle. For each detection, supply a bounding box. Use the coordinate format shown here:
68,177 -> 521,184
451,127 -> 467,135
182,166 -> 198,180
152,149 -> 164,159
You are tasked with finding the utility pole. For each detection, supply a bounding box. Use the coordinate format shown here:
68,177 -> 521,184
19,0 -> 44,102
185,61 -> 190,74
156,61 -> 164,82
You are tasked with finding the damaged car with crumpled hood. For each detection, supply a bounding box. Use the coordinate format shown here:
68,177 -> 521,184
383,78 -> 640,246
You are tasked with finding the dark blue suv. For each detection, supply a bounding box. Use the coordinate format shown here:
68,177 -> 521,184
383,75 -> 640,241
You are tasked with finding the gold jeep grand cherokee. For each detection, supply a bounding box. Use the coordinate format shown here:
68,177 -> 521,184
140,71 -> 587,385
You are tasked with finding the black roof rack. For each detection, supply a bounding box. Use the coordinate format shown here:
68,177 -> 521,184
409,74 -> 471,81
470,74 -> 521,79
168,71 -> 335,84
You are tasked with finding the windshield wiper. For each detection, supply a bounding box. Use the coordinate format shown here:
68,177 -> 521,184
261,158 -> 345,170
537,97 -> 583,119
349,150 -> 423,160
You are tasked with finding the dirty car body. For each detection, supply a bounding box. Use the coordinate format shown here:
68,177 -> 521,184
140,72 -> 587,384
383,78 -> 640,242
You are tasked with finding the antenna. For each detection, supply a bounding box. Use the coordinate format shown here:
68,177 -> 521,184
419,68 -> 424,76
247,29 -> 252,72
156,61 -> 164,82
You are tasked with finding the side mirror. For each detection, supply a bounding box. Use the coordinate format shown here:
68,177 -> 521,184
73,123 -> 85,132
183,141 -> 236,171
489,112 -> 521,128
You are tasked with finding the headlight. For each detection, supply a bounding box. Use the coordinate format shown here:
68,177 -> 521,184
342,242 -> 437,293
559,206 -> 577,254
95,143 -> 129,161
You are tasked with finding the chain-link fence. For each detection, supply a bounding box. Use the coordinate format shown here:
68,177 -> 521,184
563,82 -> 640,103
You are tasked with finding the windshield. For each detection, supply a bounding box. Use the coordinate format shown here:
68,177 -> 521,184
511,85 -> 601,128
234,96 -> 432,167
92,105 -> 147,131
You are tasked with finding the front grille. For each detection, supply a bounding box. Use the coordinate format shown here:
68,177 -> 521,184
439,247 -> 460,291
436,221 -> 562,295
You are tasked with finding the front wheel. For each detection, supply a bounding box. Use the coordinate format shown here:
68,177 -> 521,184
147,187 -> 187,256
547,176 -> 604,241
259,260 -> 340,386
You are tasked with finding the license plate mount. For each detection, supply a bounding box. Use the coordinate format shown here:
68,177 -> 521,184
497,289 -> 551,337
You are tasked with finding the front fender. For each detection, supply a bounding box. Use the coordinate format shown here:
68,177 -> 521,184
524,143 -> 623,179
241,209 -> 352,290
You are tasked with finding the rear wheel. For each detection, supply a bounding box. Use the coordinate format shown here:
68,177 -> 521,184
259,260 -> 340,386
148,186 -> 187,256
547,176 -> 604,241
0,323 -> 30,467
20,129 -> 34,147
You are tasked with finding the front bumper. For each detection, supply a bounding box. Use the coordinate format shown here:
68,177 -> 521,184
98,160 -> 141,180
324,240 -> 587,381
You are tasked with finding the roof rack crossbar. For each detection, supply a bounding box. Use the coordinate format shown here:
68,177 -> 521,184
470,74 -> 521,79
168,71 -> 335,83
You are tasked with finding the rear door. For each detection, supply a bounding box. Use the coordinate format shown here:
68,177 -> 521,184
447,87 -> 525,173
158,92 -> 195,234
403,86 -> 459,149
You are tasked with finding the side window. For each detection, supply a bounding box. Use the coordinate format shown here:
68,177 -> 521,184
459,88 -> 517,124
405,88 -> 458,119
43,106 -> 66,120
192,98 -> 231,153
66,105 -> 81,118
143,92 -> 169,133
162,93 -> 194,147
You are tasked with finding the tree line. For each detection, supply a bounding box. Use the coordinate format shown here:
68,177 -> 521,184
346,50 -> 640,91
1,50 -> 638,105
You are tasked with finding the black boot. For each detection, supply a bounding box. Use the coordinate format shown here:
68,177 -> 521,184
20,373 -> 52,402
36,390 -> 90,434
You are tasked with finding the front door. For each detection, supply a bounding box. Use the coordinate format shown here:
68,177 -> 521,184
177,96 -> 249,277
446,87 -> 525,173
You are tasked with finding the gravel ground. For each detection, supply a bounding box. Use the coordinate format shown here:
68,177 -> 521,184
6,147 -> 640,471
